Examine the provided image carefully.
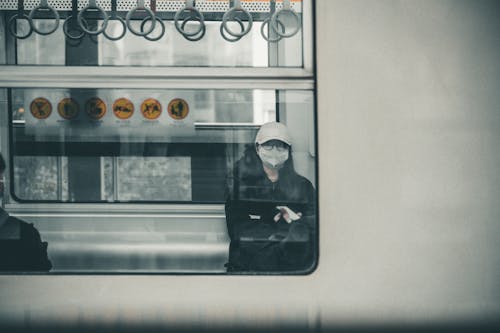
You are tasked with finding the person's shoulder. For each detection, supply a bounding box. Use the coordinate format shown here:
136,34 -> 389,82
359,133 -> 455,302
292,173 -> 315,189
10,217 -> 42,237
7,215 -> 29,227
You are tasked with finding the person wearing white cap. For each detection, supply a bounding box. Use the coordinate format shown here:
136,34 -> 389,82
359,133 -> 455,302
224,122 -> 316,272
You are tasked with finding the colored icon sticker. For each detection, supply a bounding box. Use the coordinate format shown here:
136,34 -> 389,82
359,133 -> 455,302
30,97 -> 52,120
57,98 -> 79,120
85,97 -> 107,120
167,98 -> 189,120
141,98 -> 162,120
113,98 -> 134,120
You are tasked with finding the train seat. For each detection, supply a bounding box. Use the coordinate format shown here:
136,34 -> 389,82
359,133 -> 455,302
10,211 -> 230,273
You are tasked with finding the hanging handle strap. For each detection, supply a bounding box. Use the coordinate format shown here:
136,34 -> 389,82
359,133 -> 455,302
261,0 -> 284,43
126,0 -> 157,36
174,0 -> 205,37
140,0 -> 166,41
270,0 -> 300,38
63,0 -> 86,40
103,0 -> 128,41
8,0 -> 33,39
28,0 -> 60,36
111,0 -> 117,18
221,0 -> 253,38
17,0 -> 24,17
77,0 -> 109,35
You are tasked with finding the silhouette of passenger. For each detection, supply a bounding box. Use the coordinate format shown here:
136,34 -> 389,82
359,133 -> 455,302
225,122 -> 316,272
0,153 -> 52,272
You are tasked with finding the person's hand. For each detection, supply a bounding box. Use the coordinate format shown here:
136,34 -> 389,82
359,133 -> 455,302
274,210 -> 302,223
273,212 -> 282,223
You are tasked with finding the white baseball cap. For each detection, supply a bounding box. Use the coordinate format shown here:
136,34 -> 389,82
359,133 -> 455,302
255,122 -> 292,146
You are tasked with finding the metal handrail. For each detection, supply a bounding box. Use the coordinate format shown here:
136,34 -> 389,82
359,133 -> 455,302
174,0 -> 205,38
126,0 -> 156,36
77,0 -> 109,35
270,0 -> 300,38
28,0 -> 60,36
221,0 -> 253,38
103,0 -> 127,41
7,0 -> 33,39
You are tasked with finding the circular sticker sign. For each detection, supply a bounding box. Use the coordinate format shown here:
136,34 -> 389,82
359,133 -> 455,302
85,97 -> 107,120
57,98 -> 79,120
141,98 -> 162,120
167,98 -> 189,120
113,98 -> 134,120
30,97 -> 52,119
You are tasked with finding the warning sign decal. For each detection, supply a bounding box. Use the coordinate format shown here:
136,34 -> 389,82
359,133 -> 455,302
167,98 -> 189,120
85,97 -> 107,120
113,98 -> 134,120
141,98 -> 162,120
30,97 -> 52,120
57,98 -> 79,120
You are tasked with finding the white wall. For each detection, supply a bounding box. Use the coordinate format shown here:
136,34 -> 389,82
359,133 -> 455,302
317,0 -> 500,324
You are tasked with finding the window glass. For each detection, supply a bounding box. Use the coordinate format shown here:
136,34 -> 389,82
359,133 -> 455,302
16,20 -> 66,65
98,21 -> 272,67
13,156 -> 59,200
9,88 -> 314,204
0,14 -> 6,65
0,0 -> 316,274
113,156 -> 192,201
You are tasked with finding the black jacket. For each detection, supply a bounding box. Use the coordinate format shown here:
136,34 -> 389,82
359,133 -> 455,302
0,209 -> 52,272
225,147 -> 316,272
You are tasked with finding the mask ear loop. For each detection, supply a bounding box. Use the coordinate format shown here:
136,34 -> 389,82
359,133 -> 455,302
8,0 -> 33,39
140,0 -> 165,41
63,0 -> 87,40
29,0 -> 60,36
103,0 -> 127,41
221,0 -> 253,38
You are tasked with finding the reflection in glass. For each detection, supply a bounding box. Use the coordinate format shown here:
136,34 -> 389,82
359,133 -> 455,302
116,157 -> 192,201
14,156 -> 58,200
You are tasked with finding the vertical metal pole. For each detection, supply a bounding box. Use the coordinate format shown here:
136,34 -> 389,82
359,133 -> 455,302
57,156 -> 63,200
267,0 -> 279,67
113,156 -> 118,201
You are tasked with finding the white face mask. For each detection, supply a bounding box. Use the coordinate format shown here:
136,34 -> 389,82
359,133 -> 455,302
257,147 -> 289,169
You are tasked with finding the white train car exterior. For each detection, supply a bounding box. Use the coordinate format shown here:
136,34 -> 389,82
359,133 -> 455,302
1,0 -> 500,331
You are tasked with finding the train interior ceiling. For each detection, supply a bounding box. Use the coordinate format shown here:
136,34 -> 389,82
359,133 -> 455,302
0,0 -> 316,272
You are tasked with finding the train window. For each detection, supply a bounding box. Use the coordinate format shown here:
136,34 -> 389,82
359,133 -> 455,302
7,88 -> 316,204
0,0 -> 316,274
2,1 -> 305,68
